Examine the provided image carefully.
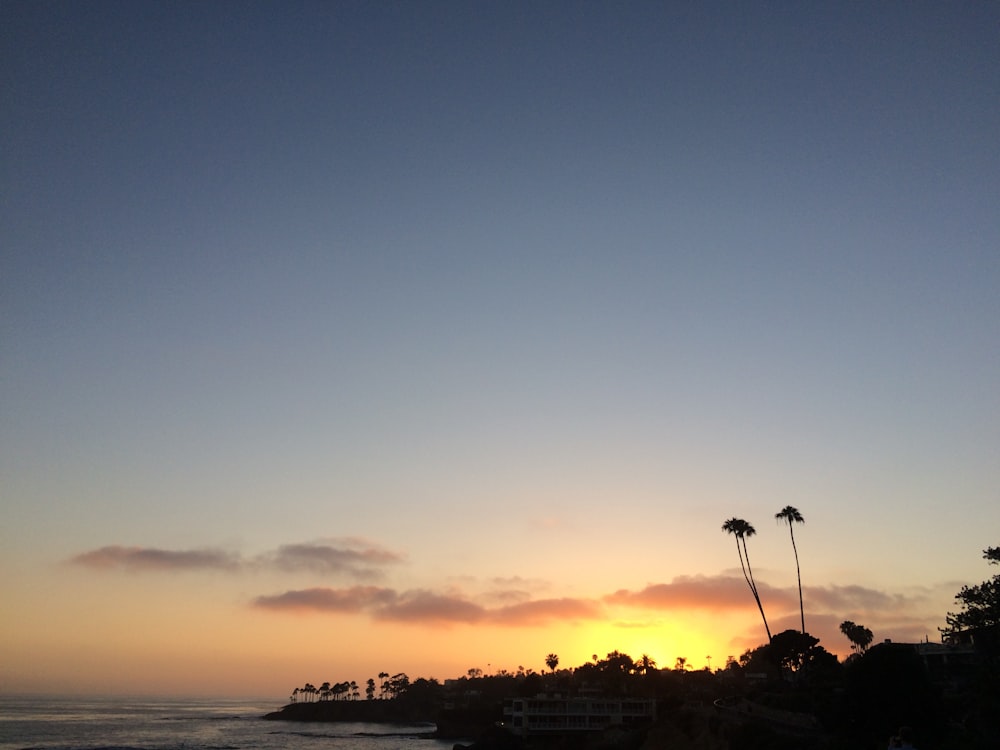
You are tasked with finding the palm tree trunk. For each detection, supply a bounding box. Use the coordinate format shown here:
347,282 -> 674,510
741,537 -> 772,641
790,526 -> 804,632
735,538 -> 753,593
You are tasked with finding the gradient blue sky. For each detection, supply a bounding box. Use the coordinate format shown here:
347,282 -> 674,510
2,1 -> 998,696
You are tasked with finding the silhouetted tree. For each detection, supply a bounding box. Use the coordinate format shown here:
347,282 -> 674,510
365,678 -> 375,700
636,654 -> 657,674
722,517 -> 772,641
545,653 -> 559,673
840,620 -> 874,654
378,671 -> 389,699
389,672 -> 409,698
942,546 -> 1000,636
776,505 -> 806,632
766,629 -> 837,674
594,650 -> 635,694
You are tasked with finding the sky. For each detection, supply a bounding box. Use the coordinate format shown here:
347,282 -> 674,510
2,1 -> 998,698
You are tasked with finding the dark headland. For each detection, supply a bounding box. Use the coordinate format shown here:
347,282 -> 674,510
264,699 -> 500,742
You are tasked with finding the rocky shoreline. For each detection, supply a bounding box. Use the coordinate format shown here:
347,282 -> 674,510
263,701 -> 501,742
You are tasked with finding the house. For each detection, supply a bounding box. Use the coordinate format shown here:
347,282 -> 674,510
912,640 -> 979,692
502,694 -> 656,737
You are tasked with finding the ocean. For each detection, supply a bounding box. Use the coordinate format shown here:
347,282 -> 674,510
0,696 -> 459,750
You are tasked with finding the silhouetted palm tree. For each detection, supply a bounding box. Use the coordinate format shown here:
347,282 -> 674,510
545,653 -> 559,673
840,620 -> 873,654
722,517 -> 771,641
776,505 -> 806,632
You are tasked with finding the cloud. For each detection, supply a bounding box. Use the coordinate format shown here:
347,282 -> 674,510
604,575 -> 949,659
480,576 -> 553,605
374,590 -> 486,624
253,586 -> 486,624
803,584 -> 913,612
603,576 -> 930,618
72,540 -> 952,650
604,575 -> 798,611
262,541 -> 403,579
69,539 -> 404,579
485,588 -> 533,605
253,586 -> 397,613
69,545 -> 239,572
252,585 -> 604,627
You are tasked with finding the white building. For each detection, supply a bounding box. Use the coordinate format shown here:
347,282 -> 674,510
502,695 -> 656,737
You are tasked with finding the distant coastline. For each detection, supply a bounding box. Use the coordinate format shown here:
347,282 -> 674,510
264,699 -> 429,724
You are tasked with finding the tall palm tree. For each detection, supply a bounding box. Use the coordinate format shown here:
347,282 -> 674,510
722,517 -> 771,641
378,671 -> 389,699
775,505 -> 806,633
545,653 -> 559,673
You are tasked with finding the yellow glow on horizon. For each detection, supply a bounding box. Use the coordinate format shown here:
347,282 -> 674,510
553,618 -> 720,673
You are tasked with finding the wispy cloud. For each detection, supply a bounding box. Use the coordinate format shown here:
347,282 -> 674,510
605,575 -> 949,658
253,586 -> 397,613
252,586 -> 605,627
603,576 -> 933,619
71,542 -> 950,652
374,590 -> 485,624
261,540 -> 403,579
604,575 -> 798,611
69,539 -> 404,579
481,575 -> 552,605
803,583 -> 914,612
69,545 -> 240,572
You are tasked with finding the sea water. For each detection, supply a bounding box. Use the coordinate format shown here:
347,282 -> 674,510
0,696 -> 458,750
